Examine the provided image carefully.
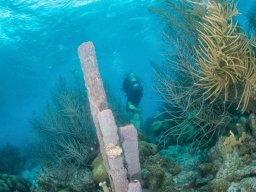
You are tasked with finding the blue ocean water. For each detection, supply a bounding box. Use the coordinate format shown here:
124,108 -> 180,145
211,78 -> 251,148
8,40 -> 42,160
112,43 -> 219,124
1,0 -> 256,191
0,0 -> 163,147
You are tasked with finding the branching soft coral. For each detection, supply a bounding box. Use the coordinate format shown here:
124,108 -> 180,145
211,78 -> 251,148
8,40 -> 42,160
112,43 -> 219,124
193,1 -> 256,112
154,0 -> 256,149
32,77 -> 97,169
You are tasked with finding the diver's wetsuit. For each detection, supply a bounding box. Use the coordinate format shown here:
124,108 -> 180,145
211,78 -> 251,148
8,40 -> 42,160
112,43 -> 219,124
122,72 -> 143,111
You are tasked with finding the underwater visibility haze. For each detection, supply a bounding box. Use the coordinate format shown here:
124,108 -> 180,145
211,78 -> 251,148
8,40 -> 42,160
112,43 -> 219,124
1,0 -> 256,192
0,0 -> 162,146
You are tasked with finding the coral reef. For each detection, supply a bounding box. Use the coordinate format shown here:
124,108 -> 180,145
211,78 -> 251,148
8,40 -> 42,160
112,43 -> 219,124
193,117 -> 256,191
27,1 -> 256,192
160,145 -> 202,170
194,1 -> 256,112
135,124 -> 256,191
31,77 -> 99,191
31,77 -> 97,171
221,131 -> 246,158
91,154 -> 108,183
0,144 -> 26,175
142,154 -> 180,191
138,141 -> 157,162
36,166 -> 94,192
249,113 -> 256,137
154,0 -> 256,150
147,0 -> 256,185
0,174 -> 31,192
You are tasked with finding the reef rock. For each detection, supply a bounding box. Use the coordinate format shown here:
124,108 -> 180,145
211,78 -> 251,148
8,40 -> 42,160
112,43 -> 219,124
141,154 -> 180,191
37,166 -> 94,192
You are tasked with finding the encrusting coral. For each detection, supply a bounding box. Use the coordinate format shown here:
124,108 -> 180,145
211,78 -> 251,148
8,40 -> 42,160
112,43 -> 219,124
249,113 -> 256,138
222,131 -> 246,158
141,154 -> 180,192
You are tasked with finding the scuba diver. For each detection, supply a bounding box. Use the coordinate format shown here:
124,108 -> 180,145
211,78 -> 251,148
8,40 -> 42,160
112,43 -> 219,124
122,72 -> 143,129
122,72 -> 143,111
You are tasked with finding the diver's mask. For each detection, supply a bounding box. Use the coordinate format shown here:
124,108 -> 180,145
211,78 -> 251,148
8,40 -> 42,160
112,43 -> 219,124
128,73 -> 141,92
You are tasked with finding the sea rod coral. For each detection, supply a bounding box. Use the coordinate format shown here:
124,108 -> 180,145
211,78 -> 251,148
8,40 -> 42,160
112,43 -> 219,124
154,0 -> 256,149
